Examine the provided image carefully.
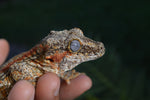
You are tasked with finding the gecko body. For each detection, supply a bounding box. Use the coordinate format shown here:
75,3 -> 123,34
0,28 -> 105,99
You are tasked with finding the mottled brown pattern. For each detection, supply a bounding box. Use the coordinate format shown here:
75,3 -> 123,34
0,28 -> 105,99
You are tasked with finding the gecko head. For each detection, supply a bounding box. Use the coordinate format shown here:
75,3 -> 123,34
42,28 -> 105,72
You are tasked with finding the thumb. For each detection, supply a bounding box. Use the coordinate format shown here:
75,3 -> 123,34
0,39 -> 9,65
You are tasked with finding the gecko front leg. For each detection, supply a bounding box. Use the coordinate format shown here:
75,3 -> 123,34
60,69 -> 82,84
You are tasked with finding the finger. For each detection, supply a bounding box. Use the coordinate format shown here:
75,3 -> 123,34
0,39 -> 9,65
8,80 -> 35,100
35,73 -> 60,100
60,74 -> 92,100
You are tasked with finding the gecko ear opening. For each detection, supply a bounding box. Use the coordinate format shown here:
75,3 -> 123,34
45,56 -> 54,62
48,58 -> 54,62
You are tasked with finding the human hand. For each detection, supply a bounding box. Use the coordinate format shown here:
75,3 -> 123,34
0,39 -> 92,100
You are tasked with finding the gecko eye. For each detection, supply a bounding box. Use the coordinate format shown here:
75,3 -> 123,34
70,39 -> 81,52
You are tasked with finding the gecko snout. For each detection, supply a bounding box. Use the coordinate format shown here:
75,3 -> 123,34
97,42 -> 105,57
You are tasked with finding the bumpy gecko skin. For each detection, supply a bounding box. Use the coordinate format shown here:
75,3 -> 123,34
0,28 -> 105,99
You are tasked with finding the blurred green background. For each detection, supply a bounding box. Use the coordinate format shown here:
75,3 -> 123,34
0,0 -> 149,100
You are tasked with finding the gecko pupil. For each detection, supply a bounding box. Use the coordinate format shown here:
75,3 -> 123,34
70,40 -> 81,52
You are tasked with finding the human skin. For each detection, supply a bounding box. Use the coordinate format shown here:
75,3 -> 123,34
0,39 -> 92,100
